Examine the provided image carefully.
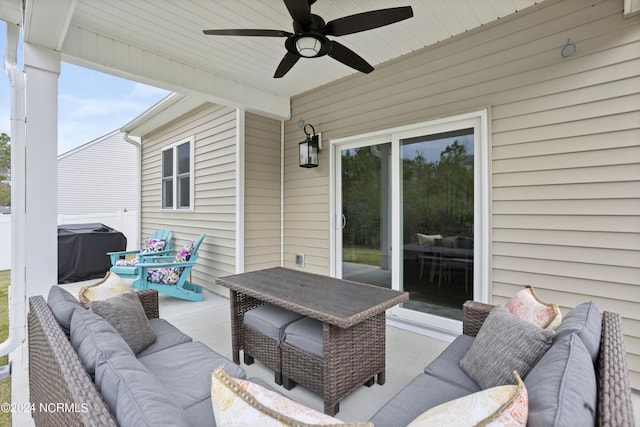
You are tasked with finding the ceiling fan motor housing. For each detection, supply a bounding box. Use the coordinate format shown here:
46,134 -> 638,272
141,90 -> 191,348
287,14 -> 330,58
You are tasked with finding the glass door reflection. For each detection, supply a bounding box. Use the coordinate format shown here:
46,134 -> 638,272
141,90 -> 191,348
341,143 -> 392,289
400,129 -> 474,321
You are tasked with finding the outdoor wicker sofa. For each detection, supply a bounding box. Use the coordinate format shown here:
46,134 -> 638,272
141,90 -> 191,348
369,300 -> 635,427
28,287 -> 249,427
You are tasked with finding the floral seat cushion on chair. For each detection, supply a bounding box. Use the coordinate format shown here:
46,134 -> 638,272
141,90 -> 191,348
147,242 -> 194,285
114,238 -> 167,266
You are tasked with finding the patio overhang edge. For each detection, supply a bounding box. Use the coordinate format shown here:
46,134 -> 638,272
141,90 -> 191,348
60,24 -> 291,120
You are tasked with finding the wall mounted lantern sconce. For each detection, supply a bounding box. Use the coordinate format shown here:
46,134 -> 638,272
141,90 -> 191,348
299,124 -> 320,168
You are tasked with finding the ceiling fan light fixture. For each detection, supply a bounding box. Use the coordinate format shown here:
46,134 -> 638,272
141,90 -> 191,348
295,36 -> 322,57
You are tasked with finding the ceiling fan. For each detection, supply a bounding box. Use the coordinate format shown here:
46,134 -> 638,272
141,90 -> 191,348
203,0 -> 413,78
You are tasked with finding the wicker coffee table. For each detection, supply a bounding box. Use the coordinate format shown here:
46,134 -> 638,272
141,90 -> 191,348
216,267 -> 409,415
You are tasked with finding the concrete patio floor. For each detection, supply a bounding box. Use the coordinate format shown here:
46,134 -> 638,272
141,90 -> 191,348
10,286 -> 640,425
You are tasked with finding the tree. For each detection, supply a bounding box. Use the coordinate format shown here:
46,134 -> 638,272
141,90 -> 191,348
0,133 -> 10,206
402,139 -> 473,239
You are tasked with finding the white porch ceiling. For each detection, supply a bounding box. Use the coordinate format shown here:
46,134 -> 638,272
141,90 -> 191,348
13,0 -> 547,118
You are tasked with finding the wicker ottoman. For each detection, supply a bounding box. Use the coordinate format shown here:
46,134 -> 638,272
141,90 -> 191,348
243,304 -> 304,385
281,317 -> 324,393
282,316 -> 381,415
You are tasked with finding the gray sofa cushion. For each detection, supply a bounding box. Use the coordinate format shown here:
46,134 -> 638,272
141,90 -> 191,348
70,307 -> 134,375
90,290 -> 157,354
244,304 -> 304,343
459,305 -> 555,389
95,353 -> 191,427
554,301 -> 602,364
184,398 -> 215,427
136,318 -> 193,358
423,334 -> 480,393
183,377 -> 281,427
368,372 -> 473,427
47,285 -> 84,336
525,333 -> 597,427
138,341 -> 246,410
283,317 -> 323,358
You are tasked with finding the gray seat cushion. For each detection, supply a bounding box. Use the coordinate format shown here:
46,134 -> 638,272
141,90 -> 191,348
47,285 -> 84,336
138,341 -> 246,410
554,301 -> 602,364
369,372 -> 473,427
423,334 -> 480,393
70,307 -> 134,376
525,333 -> 597,427
136,318 -> 193,358
283,317 -> 323,358
183,377 -> 281,427
95,353 -> 191,427
183,398 -> 216,427
244,304 -> 304,343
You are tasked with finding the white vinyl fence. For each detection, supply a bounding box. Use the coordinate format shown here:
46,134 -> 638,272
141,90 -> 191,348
0,211 -> 138,270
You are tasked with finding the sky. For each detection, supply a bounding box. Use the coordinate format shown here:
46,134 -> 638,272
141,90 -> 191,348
0,21 -> 170,154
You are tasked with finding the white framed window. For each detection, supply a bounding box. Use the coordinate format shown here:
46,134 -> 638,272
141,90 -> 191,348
161,136 -> 194,210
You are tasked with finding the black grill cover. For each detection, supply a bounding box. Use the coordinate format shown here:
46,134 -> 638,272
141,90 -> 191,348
58,223 -> 127,284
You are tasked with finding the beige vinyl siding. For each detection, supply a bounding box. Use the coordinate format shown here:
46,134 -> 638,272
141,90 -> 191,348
141,103 -> 238,289
244,113 -> 282,272
284,0 -> 640,388
58,130 -> 137,215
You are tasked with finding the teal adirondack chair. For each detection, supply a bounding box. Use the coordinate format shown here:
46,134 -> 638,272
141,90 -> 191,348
132,234 -> 205,302
108,229 -> 173,280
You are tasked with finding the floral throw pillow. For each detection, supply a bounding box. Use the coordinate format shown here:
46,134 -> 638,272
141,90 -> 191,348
115,238 -> 167,266
505,285 -> 562,329
407,372 -> 528,427
140,238 -> 167,254
210,367 -> 372,426
173,242 -> 194,262
147,241 -> 194,285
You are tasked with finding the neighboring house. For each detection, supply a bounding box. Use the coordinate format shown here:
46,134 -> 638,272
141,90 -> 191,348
58,130 -> 138,215
121,0 -> 640,388
122,95 -> 282,284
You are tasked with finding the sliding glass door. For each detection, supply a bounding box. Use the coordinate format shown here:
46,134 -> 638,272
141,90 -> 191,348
338,142 -> 392,288
399,129 -> 474,321
333,111 -> 488,334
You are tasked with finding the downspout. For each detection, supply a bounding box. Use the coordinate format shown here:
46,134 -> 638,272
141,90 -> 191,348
0,23 -> 26,364
122,132 -> 142,248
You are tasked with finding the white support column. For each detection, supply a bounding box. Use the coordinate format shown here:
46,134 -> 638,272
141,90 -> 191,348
235,108 -> 245,274
23,43 -> 60,297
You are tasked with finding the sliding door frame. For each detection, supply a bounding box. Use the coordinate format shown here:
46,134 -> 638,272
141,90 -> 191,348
330,109 -> 490,336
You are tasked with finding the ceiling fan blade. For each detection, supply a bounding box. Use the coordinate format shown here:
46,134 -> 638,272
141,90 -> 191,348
274,52 -> 301,78
323,6 -> 413,37
203,29 -> 291,37
283,0 -> 312,24
328,41 -> 374,74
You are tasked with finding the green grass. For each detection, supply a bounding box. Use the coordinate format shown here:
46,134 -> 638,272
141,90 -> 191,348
0,270 -> 10,427
343,247 -> 381,266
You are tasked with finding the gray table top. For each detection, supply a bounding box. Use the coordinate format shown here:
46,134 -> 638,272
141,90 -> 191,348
216,267 -> 409,328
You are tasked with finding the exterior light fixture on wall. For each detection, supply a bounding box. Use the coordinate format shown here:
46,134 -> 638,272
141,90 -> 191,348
299,124 -> 320,168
